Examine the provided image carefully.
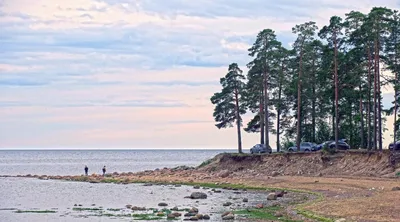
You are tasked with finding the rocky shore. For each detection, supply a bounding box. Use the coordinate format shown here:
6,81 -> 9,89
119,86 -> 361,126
3,152 -> 400,221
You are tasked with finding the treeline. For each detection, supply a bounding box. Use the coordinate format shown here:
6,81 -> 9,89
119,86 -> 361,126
210,7 -> 400,153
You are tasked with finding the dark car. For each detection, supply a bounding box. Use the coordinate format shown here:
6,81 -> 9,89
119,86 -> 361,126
250,144 -> 272,154
389,141 -> 400,151
328,139 -> 350,150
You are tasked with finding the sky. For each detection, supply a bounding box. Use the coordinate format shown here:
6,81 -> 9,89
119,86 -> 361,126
1,0 -> 399,149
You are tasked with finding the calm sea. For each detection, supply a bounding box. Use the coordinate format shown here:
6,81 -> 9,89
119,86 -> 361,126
0,149 -> 234,176
0,149 -> 245,222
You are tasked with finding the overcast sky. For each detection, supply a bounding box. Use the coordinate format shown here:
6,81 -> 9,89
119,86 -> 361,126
1,0 -> 399,149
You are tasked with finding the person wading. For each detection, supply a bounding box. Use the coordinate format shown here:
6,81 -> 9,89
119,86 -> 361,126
84,165 -> 88,176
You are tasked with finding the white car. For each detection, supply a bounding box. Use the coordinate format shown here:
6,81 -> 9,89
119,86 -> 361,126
250,144 -> 272,154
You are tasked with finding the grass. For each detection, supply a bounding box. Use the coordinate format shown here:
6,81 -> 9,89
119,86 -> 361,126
198,158 -> 214,168
14,210 -> 57,213
235,206 -> 301,222
395,171 -> 400,177
132,213 -> 164,220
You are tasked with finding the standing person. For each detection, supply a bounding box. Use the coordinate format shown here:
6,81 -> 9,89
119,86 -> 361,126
102,166 -> 106,176
84,165 -> 89,176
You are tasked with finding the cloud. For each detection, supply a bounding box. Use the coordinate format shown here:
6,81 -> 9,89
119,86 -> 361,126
0,99 -> 189,108
141,80 -> 219,87
1,0 -> 399,148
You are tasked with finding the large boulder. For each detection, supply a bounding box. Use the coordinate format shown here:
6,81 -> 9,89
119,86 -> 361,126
271,171 -> 280,177
267,193 -> 277,200
190,192 -> 207,199
218,170 -> 230,178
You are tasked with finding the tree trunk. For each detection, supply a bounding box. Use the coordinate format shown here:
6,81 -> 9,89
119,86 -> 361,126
296,42 -> 305,152
234,88 -> 242,153
349,101 -> 353,148
277,83 -> 282,152
334,33 -> 339,150
277,62 -> 284,152
360,85 -> 365,148
312,55 -> 316,142
395,30 -> 399,143
373,39 -> 378,150
264,70 -> 270,148
259,90 -> 265,144
367,46 -> 372,150
377,40 -> 382,151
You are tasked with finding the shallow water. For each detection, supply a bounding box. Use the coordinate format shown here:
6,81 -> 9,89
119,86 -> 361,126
0,149 -> 231,176
0,177 -> 273,222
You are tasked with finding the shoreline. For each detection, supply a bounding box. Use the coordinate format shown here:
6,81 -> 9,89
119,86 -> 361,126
2,151 -> 400,221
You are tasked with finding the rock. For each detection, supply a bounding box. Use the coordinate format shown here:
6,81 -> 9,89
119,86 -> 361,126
184,212 -> 196,217
193,185 -> 200,189
335,219 -> 346,222
195,214 -> 203,219
222,213 -> 234,220
218,170 -> 230,178
143,183 -> 153,186
214,190 -> 222,193
222,202 -> 232,206
274,212 -> 284,217
189,207 -> 199,213
190,216 -> 199,221
243,198 -> 248,202
158,202 -> 168,206
203,214 -> 210,220
171,206 -> 179,211
157,212 -> 165,216
271,171 -> 279,177
172,212 -> 182,217
276,190 -> 285,198
175,184 -> 182,187
392,186 -> 400,191
255,203 -> 263,209
190,192 -> 207,199
125,204 -> 132,209
221,212 -> 231,217
267,193 -> 277,200
167,214 -> 176,219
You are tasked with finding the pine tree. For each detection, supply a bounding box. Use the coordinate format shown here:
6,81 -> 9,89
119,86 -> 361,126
211,63 -> 246,153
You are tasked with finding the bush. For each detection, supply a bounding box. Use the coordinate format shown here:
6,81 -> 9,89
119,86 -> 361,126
322,144 -> 336,155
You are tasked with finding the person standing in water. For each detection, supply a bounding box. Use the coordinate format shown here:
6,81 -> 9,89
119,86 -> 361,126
84,165 -> 89,176
102,166 -> 106,176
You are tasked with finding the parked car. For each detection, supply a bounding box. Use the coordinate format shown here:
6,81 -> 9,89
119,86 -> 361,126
287,142 -> 317,152
314,141 -> 333,151
327,139 -> 350,150
250,144 -> 272,154
389,141 -> 400,151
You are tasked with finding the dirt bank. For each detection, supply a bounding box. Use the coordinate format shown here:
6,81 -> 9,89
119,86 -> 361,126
198,150 -> 399,178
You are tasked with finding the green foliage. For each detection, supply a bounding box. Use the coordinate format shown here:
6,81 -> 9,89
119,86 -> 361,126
235,206 -> 301,222
211,63 -> 246,129
198,158 -> 213,168
211,7 -> 399,150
